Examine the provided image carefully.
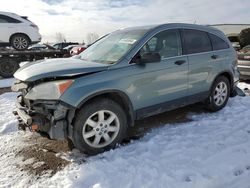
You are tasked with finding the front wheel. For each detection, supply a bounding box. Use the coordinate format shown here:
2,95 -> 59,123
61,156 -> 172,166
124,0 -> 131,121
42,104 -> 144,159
73,98 -> 128,155
205,76 -> 230,111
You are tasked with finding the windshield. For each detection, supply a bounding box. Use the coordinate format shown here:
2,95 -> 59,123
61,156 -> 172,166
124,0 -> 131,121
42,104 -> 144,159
79,29 -> 149,64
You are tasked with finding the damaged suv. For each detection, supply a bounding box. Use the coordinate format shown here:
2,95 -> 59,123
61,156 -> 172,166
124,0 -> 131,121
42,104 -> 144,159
12,23 -> 239,155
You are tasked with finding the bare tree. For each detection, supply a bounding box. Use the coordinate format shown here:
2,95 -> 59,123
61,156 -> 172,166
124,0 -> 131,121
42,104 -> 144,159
86,33 -> 99,44
55,32 -> 66,42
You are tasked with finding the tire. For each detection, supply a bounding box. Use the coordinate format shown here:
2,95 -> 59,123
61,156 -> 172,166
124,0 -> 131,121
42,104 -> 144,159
0,58 -> 20,78
73,98 -> 128,155
10,34 -> 30,50
206,76 -> 230,111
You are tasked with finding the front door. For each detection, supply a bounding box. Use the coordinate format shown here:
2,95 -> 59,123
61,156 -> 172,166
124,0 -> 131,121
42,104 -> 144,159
127,29 -> 189,118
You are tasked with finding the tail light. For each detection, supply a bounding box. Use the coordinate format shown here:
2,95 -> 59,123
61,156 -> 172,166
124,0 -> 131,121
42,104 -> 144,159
30,24 -> 39,30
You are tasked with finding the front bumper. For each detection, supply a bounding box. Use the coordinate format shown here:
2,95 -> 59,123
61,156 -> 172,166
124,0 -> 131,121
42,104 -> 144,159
13,95 -> 70,139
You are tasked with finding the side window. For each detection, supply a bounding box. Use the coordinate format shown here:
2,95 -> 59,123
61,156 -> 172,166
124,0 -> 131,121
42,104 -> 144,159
183,29 -> 212,54
53,44 -> 60,49
140,29 -> 182,59
0,14 -> 21,23
209,33 -> 229,50
0,15 -> 8,23
147,37 -> 157,51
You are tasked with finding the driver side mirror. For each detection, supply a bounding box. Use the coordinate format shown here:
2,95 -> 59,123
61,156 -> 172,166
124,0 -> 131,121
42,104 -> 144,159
138,52 -> 161,64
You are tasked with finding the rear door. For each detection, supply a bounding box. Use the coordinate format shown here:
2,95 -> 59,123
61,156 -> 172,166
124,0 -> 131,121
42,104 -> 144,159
182,29 -> 214,98
0,14 -> 20,43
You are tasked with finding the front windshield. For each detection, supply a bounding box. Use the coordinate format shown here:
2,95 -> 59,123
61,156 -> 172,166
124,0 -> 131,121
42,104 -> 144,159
79,29 -> 149,64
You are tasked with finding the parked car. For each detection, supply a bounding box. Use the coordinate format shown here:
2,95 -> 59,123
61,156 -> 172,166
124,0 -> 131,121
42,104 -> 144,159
61,44 -> 80,57
63,44 -> 79,52
70,45 -> 87,56
12,23 -> 240,155
237,45 -> 250,80
28,43 -> 55,50
52,42 -> 79,50
0,12 -> 41,50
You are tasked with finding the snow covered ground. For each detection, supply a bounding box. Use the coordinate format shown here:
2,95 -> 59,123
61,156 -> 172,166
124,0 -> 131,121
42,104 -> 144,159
0,78 -> 14,88
0,81 -> 250,188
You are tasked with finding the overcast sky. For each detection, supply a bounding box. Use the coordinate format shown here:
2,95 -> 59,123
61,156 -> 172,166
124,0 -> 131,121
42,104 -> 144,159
1,0 -> 250,43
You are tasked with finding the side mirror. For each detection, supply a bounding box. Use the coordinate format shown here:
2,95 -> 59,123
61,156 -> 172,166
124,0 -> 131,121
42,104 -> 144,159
140,52 -> 161,63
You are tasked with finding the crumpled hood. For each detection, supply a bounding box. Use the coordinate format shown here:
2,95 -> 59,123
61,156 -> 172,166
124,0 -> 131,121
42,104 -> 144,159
14,58 -> 109,82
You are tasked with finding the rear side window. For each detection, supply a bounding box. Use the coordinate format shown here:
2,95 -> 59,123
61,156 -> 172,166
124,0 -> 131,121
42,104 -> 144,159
209,33 -> 229,50
0,14 -> 21,23
183,29 -> 212,54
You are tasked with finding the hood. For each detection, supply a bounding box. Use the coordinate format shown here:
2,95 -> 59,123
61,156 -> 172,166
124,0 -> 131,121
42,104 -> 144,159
14,58 -> 109,82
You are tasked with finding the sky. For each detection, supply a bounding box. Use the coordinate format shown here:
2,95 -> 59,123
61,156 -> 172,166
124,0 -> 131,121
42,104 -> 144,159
0,0 -> 250,43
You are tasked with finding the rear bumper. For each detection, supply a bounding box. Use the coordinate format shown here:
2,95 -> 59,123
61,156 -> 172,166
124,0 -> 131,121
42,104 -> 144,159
28,31 -> 42,43
13,95 -> 70,139
237,65 -> 250,80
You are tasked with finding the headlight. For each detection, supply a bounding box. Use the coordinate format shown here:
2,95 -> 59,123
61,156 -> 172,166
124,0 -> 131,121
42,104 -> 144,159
25,80 -> 74,100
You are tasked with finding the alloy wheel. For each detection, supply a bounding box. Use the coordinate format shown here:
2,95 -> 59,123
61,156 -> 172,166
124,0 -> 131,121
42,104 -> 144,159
82,110 -> 120,148
13,37 -> 28,50
213,81 -> 228,106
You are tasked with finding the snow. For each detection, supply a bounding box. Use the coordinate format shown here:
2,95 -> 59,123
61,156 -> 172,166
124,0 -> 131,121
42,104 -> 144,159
0,81 -> 250,188
0,92 -> 18,134
36,96 -> 250,188
0,78 -> 14,88
238,81 -> 250,91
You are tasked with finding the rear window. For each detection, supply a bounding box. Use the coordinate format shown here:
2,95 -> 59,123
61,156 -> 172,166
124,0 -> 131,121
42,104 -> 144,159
209,33 -> 229,50
183,29 -> 212,54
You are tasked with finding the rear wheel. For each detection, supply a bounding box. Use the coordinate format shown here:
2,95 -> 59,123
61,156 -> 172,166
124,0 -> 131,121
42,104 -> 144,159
73,98 -> 128,155
206,76 -> 230,111
0,58 -> 20,78
10,34 -> 30,50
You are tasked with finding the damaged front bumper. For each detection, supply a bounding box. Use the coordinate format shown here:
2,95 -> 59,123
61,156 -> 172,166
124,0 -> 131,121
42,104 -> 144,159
13,95 -> 72,139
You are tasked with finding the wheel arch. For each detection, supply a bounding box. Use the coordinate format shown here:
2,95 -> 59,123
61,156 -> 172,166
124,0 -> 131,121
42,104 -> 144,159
211,71 -> 234,94
73,90 -> 135,127
9,33 -> 31,43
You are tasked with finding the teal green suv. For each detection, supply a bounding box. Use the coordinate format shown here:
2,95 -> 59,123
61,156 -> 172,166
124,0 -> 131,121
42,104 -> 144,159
12,23 -> 239,154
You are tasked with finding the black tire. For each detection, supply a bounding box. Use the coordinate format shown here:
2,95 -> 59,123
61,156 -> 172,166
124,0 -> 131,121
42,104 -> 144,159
73,98 -> 128,155
0,58 -> 20,78
10,34 -> 30,50
206,76 -> 230,111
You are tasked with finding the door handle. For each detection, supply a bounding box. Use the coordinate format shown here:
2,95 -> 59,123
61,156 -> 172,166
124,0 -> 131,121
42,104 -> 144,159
174,60 -> 186,65
211,55 -> 218,59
